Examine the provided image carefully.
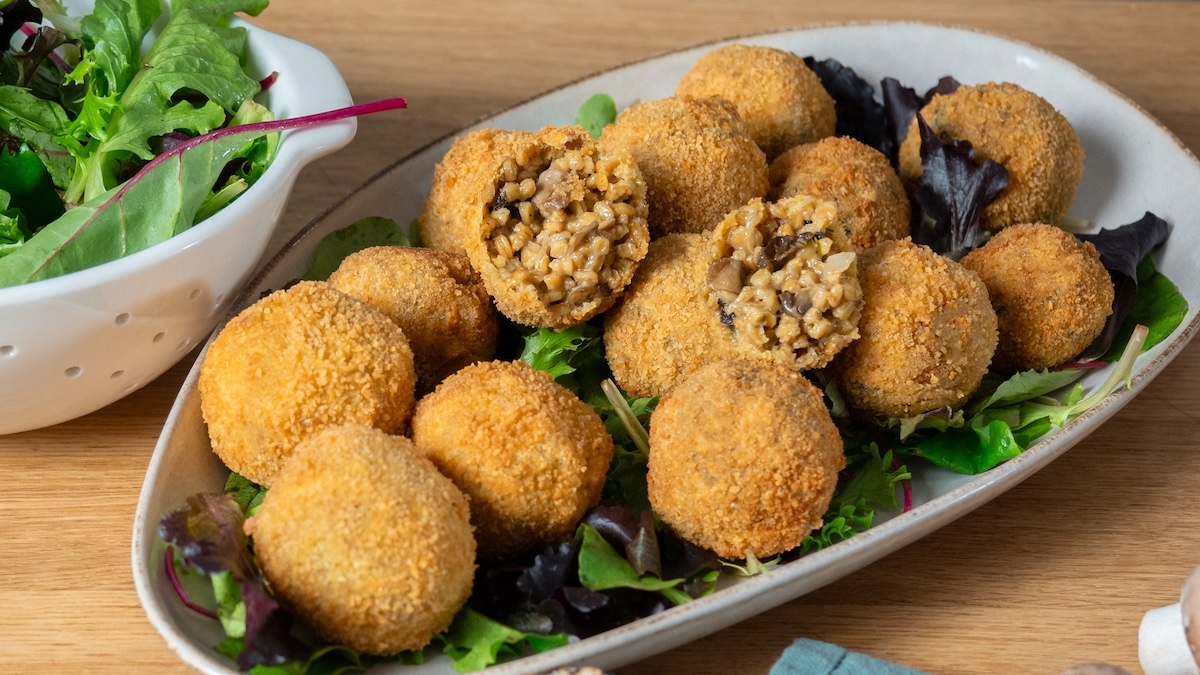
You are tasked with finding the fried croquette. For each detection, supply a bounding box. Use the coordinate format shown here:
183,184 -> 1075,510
327,246 -> 499,389
768,137 -> 911,252
834,239 -> 998,418
960,223 -> 1113,371
198,281 -> 416,486
647,359 -> 845,559
420,128 -> 526,255
603,233 -> 735,398
599,96 -> 769,237
706,195 -> 863,372
465,125 -> 650,329
410,360 -> 614,560
675,44 -> 835,160
244,424 -> 475,655
898,82 -> 1084,230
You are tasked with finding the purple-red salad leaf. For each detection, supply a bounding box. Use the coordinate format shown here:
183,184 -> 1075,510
0,0 -> 42,45
159,492 -> 310,670
880,75 -> 959,166
1075,212 -> 1171,360
803,56 -> 890,157
515,539 -> 581,604
908,114 -> 1009,260
1098,254 -> 1187,361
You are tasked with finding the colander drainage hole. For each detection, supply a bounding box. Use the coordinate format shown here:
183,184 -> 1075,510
65,366 -> 82,378
176,340 -> 190,352
189,288 -> 201,301
111,370 -> 125,379
115,312 -> 131,325
0,345 -> 14,357
152,332 -> 166,343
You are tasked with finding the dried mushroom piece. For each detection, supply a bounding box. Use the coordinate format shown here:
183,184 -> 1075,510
467,125 -> 650,328
704,195 -> 862,370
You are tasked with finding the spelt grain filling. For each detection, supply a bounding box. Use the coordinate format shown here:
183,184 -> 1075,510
706,196 -> 862,370
482,131 -> 647,317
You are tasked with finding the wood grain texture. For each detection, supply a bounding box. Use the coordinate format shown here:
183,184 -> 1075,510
2,1 -> 1198,673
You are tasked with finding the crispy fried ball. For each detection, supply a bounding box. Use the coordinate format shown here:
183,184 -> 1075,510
603,233 -> 735,398
420,128 -> 526,255
705,195 -> 863,371
898,82 -> 1084,230
834,239 -> 998,418
675,44 -> 835,160
465,125 -> 650,328
198,281 -> 416,486
410,360 -> 613,560
769,137 -> 911,252
960,223 -> 1113,371
244,424 -> 475,655
327,246 -> 498,389
647,359 -> 844,559
599,96 -> 768,237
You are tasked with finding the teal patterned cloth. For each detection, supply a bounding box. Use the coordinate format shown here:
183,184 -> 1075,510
769,639 -> 929,675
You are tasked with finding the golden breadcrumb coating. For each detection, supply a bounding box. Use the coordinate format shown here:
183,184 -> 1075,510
327,246 -> 499,390
705,196 -> 863,372
647,359 -> 844,559
898,82 -> 1084,231
675,44 -> 835,160
198,281 -> 416,486
603,233 -> 736,398
834,239 -> 998,418
410,360 -> 614,560
960,223 -> 1113,371
599,96 -> 768,237
244,425 -> 475,655
769,136 -> 911,252
420,128 -> 526,255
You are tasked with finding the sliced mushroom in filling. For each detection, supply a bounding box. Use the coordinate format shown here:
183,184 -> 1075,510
705,196 -> 862,369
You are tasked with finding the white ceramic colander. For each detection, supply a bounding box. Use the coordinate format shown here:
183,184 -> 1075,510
0,19 -> 357,435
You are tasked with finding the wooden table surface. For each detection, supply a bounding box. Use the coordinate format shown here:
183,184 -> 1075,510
3,1 -> 1199,673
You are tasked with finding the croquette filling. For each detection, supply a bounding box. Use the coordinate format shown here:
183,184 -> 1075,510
706,198 -> 861,356
484,142 -> 644,313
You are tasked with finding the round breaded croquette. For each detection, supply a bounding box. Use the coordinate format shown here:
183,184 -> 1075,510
599,96 -> 768,238
834,239 -> 998,418
675,44 -> 835,160
327,246 -> 499,389
420,128 -> 527,255
465,125 -> 650,329
768,137 -> 911,252
410,360 -> 614,560
647,359 -> 845,559
706,195 -> 863,372
244,424 -> 475,655
603,233 -> 736,398
898,82 -> 1084,231
960,223 -> 1113,371
198,281 -> 416,486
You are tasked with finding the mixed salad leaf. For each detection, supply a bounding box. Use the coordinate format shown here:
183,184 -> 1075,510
0,0 -> 410,287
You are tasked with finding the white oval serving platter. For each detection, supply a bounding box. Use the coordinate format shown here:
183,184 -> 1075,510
133,21 -> 1200,675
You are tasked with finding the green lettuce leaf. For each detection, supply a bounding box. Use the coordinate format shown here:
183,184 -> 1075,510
0,188 -> 29,257
576,523 -> 689,604
910,419 -> 1022,475
0,84 -> 74,187
0,142 -> 64,229
438,608 -> 568,673
575,93 -> 616,140
78,0 -> 162,96
224,471 -> 267,517
519,324 -> 603,382
0,124 -> 270,287
1101,255 -> 1188,361
64,0 -> 266,202
968,367 -> 1087,415
302,216 -> 415,281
